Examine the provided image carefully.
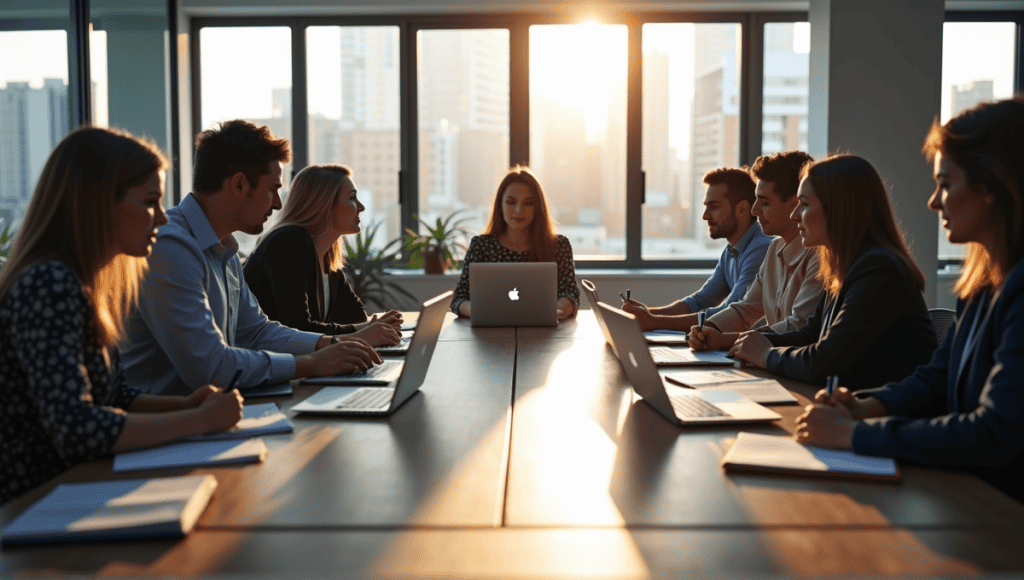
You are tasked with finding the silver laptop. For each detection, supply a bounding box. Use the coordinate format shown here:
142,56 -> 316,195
582,280 -> 732,367
599,302 -> 780,426
470,262 -> 557,327
291,291 -> 450,416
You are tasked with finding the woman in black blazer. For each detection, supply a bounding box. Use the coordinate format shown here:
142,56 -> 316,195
797,97 -> 1024,503
728,155 -> 936,390
244,164 -> 401,346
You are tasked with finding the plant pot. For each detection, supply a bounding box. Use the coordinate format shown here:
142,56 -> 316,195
423,247 -> 446,275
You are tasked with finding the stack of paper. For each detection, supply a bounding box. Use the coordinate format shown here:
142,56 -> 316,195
721,432 -> 901,482
666,369 -> 798,404
0,475 -> 217,546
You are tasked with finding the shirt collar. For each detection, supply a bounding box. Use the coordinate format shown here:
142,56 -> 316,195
179,193 -> 240,257
779,234 -> 809,266
728,222 -> 762,256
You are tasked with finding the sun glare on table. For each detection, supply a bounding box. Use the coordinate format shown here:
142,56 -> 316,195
530,22 -> 627,141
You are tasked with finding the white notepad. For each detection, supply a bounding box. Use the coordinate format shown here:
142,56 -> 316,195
721,432 -> 901,482
113,439 -> 268,473
190,403 -> 292,441
666,369 -> 798,404
0,475 -> 217,546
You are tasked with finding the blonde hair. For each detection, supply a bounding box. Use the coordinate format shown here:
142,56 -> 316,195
259,164 -> 352,272
0,127 -> 167,347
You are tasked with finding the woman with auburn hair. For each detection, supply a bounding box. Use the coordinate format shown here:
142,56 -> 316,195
728,154 -> 936,390
244,164 -> 401,347
451,165 -> 579,320
797,97 -> 1024,503
0,127 -> 243,504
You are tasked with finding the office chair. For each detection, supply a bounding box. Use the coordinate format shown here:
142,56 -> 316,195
928,308 -> 956,346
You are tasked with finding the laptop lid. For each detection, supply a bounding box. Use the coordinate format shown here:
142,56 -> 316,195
598,302 -> 779,426
580,279 -> 617,355
469,262 -> 557,327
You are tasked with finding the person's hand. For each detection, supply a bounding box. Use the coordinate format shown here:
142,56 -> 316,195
688,325 -> 732,351
197,388 -> 244,434
621,300 -> 657,331
795,400 -> 857,449
352,320 -> 402,347
556,298 -> 575,321
372,310 -> 403,330
727,329 -> 772,368
313,339 -> 382,375
184,385 -> 218,409
812,386 -> 888,420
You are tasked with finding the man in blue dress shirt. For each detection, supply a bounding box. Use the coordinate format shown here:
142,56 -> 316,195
623,167 -> 772,331
122,120 -> 380,396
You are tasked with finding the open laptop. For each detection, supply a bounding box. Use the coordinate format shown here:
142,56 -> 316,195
470,262 -> 557,327
291,291 -> 450,416
582,279 -> 733,367
599,302 -> 780,426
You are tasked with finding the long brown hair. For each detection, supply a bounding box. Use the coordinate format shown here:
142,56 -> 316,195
258,164 -> 352,272
482,165 -> 558,262
802,155 -> 925,296
0,127 -> 167,347
923,96 -> 1024,299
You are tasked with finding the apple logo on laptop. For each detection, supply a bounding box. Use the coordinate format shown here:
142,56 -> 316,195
508,288 -> 520,301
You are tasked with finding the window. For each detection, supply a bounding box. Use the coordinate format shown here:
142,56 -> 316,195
938,20 -> 1017,261
762,22 -> 809,157
642,23 -> 741,260
0,30 -> 69,230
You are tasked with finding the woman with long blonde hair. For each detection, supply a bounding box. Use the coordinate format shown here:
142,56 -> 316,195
797,97 -> 1024,504
0,127 -> 243,505
451,165 -> 579,320
244,164 -> 401,346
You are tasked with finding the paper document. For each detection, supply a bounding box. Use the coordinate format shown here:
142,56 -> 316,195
721,432 -> 900,481
665,370 -> 798,404
644,330 -> 688,345
190,403 -> 292,441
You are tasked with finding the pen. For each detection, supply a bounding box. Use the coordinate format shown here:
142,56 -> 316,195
619,289 -> 631,304
225,369 -> 243,393
698,310 -> 706,331
826,375 -> 838,396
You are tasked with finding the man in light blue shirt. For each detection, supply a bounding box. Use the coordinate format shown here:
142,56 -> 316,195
623,167 -> 772,331
122,120 -> 380,395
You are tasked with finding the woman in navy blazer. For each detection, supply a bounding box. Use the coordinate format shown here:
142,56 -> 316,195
797,97 -> 1024,503
728,155 -> 936,390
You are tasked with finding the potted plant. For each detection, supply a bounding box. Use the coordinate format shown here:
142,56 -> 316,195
343,221 -> 418,311
403,210 -> 471,274
0,222 -> 13,271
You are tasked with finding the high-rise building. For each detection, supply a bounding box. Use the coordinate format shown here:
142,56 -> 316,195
762,24 -> 809,154
340,27 -> 399,131
951,80 -> 994,117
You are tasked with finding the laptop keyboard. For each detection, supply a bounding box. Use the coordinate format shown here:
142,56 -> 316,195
337,388 -> 394,409
669,394 -> 730,418
375,337 -> 411,355
348,360 -> 402,379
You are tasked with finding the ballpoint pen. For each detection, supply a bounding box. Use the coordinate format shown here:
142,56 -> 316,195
225,369 -> 243,393
826,375 -> 839,396
698,310 -> 706,331
619,289 -> 631,303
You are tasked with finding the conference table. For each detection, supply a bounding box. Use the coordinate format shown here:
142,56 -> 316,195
3,311 -> 1024,578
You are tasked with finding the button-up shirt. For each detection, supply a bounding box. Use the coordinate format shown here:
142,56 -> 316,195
122,194 -> 321,396
682,222 -> 773,317
708,235 -> 823,333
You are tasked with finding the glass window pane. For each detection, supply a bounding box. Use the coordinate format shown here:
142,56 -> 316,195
200,26 -> 292,254
417,28 -> 509,245
531,23 -> 627,260
762,22 -> 808,155
642,23 -> 740,261
0,29 -> 69,231
307,25 -> 401,248
939,22 -> 1016,261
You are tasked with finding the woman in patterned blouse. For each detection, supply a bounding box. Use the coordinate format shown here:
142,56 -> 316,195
451,165 -> 579,320
0,127 -> 243,504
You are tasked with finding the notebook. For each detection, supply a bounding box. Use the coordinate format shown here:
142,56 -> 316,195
721,432 -> 902,482
650,347 -> 735,367
644,330 -> 689,345
599,302 -> 780,426
113,439 -> 268,473
239,382 -> 293,397
470,262 -> 557,327
665,369 -> 798,404
0,475 -> 217,546
291,291 -> 450,416
189,403 -> 293,441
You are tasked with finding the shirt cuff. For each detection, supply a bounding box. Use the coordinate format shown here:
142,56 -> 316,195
269,352 -> 299,383
284,330 -> 321,354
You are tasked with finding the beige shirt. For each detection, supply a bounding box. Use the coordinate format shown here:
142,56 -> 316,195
708,235 -> 823,334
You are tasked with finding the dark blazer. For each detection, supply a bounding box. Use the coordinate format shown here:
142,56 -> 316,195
243,225 -> 368,335
853,262 -> 1024,503
763,245 -> 936,390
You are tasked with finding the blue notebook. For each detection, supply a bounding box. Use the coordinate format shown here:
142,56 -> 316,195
0,475 -> 217,546
191,403 -> 293,441
113,439 -> 268,473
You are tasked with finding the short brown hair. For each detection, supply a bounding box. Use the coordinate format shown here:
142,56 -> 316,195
703,167 -> 755,208
750,150 -> 813,202
923,96 -> 1024,299
801,155 -> 924,296
192,120 -> 291,194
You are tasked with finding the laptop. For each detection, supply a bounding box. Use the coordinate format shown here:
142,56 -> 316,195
470,262 -> 557,327
291,291 -> 450,415
598,302 -> 780,426
582,280 -> 732,367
